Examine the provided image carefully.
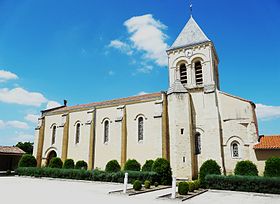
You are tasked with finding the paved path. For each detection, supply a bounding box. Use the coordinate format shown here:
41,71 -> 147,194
0,177 -> 279,204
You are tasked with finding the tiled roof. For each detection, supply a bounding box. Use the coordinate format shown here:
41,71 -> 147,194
0,146 -> 25,155
254,135 -> 280,149
49,92 -> 163,114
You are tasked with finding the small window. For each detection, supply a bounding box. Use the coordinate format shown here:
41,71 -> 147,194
179,63 -> 187,85
195,132 -> 201,155
231,142 -> 239,158
181,128 -> 184,135
104,120 -> 109,143
75,123 -> 81,144
195,61 -> 203,85
51,125 -> 56,145
138,117 -> 144,142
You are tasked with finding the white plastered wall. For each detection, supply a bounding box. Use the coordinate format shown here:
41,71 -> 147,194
67,110 -> 91,163
218,92 -> 259,174
94,106 -> 122,170
126,101 -> 163,166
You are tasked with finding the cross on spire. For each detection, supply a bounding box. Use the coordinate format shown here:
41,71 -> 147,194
189,0 -> 193,17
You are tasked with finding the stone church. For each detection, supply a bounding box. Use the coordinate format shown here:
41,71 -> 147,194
33,16 -> 275,179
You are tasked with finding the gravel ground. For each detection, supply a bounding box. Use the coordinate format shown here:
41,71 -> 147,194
0,177 -> 279,204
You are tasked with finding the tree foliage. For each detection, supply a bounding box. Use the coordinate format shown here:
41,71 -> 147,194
16,142 -> 33,154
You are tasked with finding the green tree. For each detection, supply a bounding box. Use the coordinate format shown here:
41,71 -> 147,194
16,142 -> 34,154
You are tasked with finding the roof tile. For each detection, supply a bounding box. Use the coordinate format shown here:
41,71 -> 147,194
254,135 -> 280,149
0,146 -> 25,155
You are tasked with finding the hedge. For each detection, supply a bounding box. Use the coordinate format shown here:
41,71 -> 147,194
142,160 -> 154,172
105,160 -> 121,173
264,157 -> 280,177
199,159 -> 221,187
16,167 -> 159,184
75,160 -> 88,170
151,158 -> 172,185
124,159 -> 141,171
234,160 -> 258,176
205,174 -> 280,194
178,182 -> 189,195
18,154 -> 37,168
63,159 -> 75,169
49,157 -> 63,168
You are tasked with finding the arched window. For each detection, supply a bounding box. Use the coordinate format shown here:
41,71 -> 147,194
195,132 -> 201,155
138,117 -> 144,142
179,63 -> 187,85
75,123 -> 81,144
195,61 -> 203,85
231,142 -> 239,158
104,120 -> 109,143
51,125 -> 56,145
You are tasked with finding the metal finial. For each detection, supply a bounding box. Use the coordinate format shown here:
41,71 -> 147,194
189,0 -> 193,17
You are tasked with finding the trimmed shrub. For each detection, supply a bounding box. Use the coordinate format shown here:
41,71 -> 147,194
193,180 -> 200,190
18,154 -> 37,167
151,158 -> 172,185
264,157 -> 280,177
205,174 -> 280,194
49,157 -> 63,168
199,159 -> 221,187
234,160 -> 258,176
105,160 -> 121,173
6,170 -> 11,175
142,160 -> 154,172
16,167 -> 159,184
178,182 -> 189,195
188,181 -> 195,192
133,180 -> 142,191
75,160 -> 88,170
63,159 -> 75,169
124,159 -> 141,171
144,180 -> 151,189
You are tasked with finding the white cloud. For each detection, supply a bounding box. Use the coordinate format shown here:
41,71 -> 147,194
137,91 -> 148,96
0,70 -> 18,82
6,121 -> 29,129
137,64 -> 153,74
256,103 -> 280,120
108,70 -> 115,76
25,114 -> 40,124
0,120 -> 29,129
0,87 -> 47,106
109,40 -> 133,55
0,120 -> 4,128
124,14 -> 168,67
12,132 -> 34,143
46,100 -> 61,109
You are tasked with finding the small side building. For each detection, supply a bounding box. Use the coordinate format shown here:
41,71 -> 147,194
254,135 -> 280,173
0,146 -> 25,171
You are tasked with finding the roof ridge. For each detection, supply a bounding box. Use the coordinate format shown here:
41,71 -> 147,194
49,92 -> 163,113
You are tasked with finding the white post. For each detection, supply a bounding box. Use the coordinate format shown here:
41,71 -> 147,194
171,176 -> 176,199
123,172 -> 128,194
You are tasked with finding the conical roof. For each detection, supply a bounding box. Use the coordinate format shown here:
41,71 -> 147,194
169,16 -> 210,50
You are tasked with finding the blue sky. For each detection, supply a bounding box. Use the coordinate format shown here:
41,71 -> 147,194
0,0 -> 279,145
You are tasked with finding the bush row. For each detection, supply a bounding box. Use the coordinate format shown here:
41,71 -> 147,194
16,167 -> 160,184
205,174 -> 280,194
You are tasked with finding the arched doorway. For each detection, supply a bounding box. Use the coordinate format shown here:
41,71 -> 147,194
46,150 -> 57,166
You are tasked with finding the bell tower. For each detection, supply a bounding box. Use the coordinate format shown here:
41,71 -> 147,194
167,16 -> 223,179
167,16 -> 220,93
